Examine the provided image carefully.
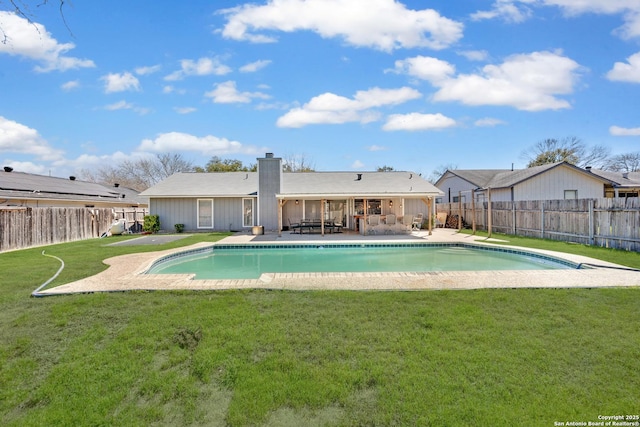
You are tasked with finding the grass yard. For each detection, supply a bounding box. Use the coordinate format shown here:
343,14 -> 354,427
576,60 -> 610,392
1,232 -> 639,426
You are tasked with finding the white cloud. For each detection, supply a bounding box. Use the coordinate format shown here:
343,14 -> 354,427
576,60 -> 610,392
610,125 -> 640,136
351,160 -> 365,169
606,52 -> 640,83
135,64 -> 162,75
457,50 -> 490,61
104,100 -> 134,111
471,0 -> 533,23
367,145 -> 387,151
383,113 -> 456,131
0,116 -> 64,161
276,86 -> 422,128
0,11 -> 96,72
471,1 -> 640,39
395,51 -> 582,111
101,72 -> 141,93
389,56 -> 455,83
174,107 -> 197,114
61,80 -> 80,91
138,132 -> 264,156
104,100 -> 150,115
205,81 -> 270,104
218,0 -> 464,51
240,59 -> 272,73
0,160 -> 48,175
475,117 -> 507,127
164,57 -> 232,81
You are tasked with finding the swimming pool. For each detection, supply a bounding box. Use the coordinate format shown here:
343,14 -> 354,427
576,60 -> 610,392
145,243 -> 579,280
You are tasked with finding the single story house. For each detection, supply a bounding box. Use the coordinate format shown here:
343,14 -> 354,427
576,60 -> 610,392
140,153 -> 444,234
585,168 -> 640,198
434,162 -> 620,203
0,167 -> 148,209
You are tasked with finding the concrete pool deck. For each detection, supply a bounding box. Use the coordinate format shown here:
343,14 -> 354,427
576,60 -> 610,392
36,229 -> 640,295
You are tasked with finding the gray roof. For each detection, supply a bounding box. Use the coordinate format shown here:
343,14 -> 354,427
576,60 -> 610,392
140,171 -> 443,198
442,162 -> 614,190
0,170 -> 143,205
586,169 -> 640,188
140,172 -> 258,197
438,169 -> 510,187
281,171 -> 442,197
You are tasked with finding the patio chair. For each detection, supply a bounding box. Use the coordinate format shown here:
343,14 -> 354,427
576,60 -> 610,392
411,213 -> 423,231
384,214 -> 397,234
367,215 -> 381,235
435,212 -> 447,228
401,215 -> 413,233
288,218 -> 301,234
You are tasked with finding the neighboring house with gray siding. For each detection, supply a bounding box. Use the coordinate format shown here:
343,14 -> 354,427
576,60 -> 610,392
435,162 -> 618,203
140,153 -> 444,233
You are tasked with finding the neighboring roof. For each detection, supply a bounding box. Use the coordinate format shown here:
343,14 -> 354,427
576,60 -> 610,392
440,162 -> 615,190
140,171 -> 443,198
139,172 -> 258,197
0,170 -> 144,205
437,169 -> 510,188
586,169 -> 640,188
280,171 -> 442,198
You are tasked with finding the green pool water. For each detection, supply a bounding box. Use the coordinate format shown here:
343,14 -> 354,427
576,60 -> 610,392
146,244 -> 576,280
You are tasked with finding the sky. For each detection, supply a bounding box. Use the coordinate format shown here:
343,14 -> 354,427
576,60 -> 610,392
1,0 -> 639,181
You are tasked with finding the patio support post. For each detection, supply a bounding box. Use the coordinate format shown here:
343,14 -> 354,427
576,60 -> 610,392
487,187 -> 493,239
471,189 -> 477,235
277,199 -> 287,237
421,198 -> 433,235
363,198 -> 368,235
458,191 -> 462,232
321,198 -> 325,236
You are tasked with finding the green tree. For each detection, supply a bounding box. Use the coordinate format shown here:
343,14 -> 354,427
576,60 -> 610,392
377,165 -> 395,172
203,156 -> 254,172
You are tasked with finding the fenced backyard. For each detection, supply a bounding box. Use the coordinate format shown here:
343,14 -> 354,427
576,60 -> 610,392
0,207 -> 148,252
437,198 -> 640,251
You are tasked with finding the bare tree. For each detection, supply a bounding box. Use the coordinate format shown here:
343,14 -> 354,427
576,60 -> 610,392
428,163 -> 458,184
1,0 -> 70,42
283,153 -> 315,172
604,152 -> 640,172
521,136 -> 610,168
79,153 -> 194,191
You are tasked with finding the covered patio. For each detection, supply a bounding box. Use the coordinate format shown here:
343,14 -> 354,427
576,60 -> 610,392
275,171 -> 444,237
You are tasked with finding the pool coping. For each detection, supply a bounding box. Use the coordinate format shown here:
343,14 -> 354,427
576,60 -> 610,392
36,229 -> 640,295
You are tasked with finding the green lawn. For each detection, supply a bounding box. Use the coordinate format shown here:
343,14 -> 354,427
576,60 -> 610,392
1,233 -> 639,426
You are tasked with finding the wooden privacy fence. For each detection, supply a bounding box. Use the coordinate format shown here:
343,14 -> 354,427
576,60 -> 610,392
0,207 -> 148,252
438,198 -> 640,252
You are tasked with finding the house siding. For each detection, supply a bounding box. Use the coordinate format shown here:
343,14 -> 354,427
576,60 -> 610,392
512,168 -> 605,201
436,174 -> 478,203
151,197 -> 256,232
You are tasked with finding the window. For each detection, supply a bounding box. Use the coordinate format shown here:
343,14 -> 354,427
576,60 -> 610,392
197,199 -> 213,228
242,198 -> 254,227
564,190 -> 578,200
355,199 -> 381,215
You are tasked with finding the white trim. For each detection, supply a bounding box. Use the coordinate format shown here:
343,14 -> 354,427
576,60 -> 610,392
197,198 -> 214,229
242,198 -> 254,228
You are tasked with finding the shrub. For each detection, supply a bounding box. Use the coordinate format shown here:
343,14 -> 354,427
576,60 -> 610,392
143,215 -> 160,233
174,223 -> 185,233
